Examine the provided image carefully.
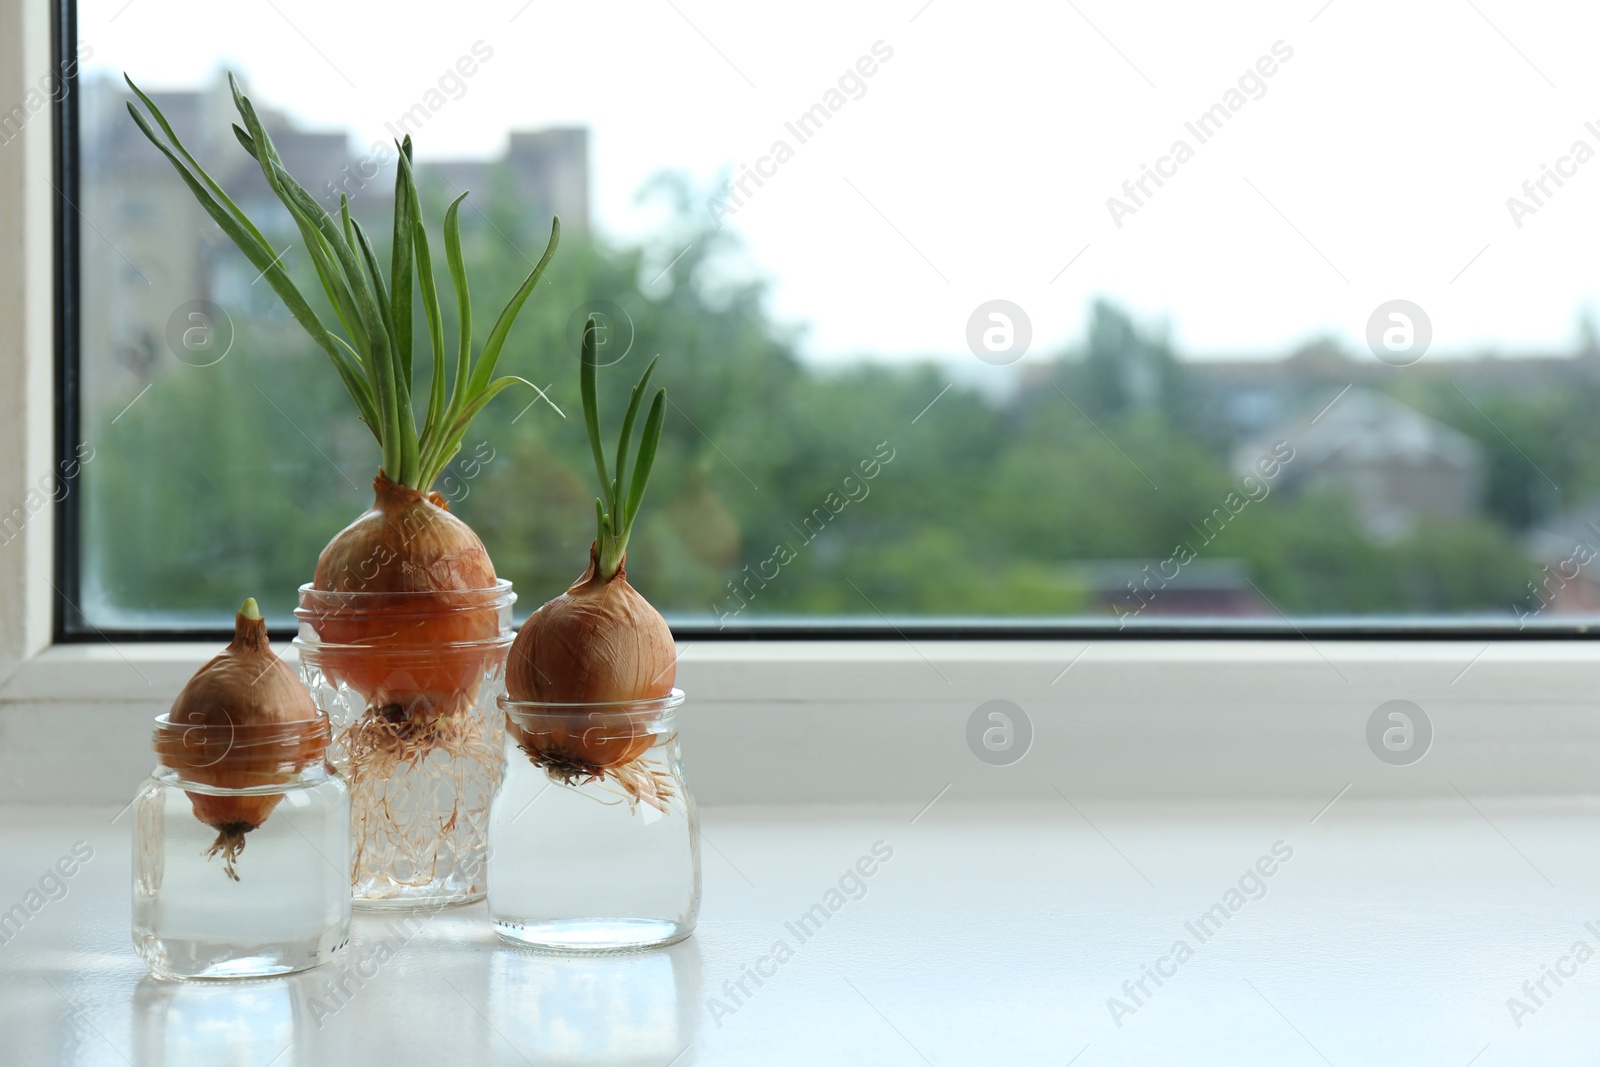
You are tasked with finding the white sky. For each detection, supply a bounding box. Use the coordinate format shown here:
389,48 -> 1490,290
80,0 -> 1600,365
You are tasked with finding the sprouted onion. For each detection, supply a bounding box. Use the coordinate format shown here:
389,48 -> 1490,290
125,74 -> 563,764
153,599 -> 325,881
506,319 -> 677,804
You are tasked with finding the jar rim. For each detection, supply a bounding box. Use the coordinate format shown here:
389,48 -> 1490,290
293,632 -> 514,653
153,711 -> 328,731
152,713 -> 330,750
295,579 -> 514,605
151,713 -> 330,776
294,580 -> 516,648
499,688 -> 685,714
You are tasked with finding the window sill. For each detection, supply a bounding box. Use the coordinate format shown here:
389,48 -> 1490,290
5,796 -> 1598,1062
3,639 -> 1597,807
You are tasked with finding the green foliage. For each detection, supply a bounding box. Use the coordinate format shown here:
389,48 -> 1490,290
125,74 -> 561,491
86,170 -> 1557,627
86,327 -> 363,622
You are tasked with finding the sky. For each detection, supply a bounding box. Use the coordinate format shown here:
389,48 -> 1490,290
80,0 -> 1600,366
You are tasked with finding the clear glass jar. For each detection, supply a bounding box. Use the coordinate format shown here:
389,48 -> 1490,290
489,690 -> 699,952
132,716 -> 351,979
295,581 -> 513,907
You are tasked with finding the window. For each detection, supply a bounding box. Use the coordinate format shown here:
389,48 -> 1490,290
52,0 -> 1600,638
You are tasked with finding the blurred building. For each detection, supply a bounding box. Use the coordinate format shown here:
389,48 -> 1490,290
1231,388 -> 1483,540
1191,338 -> 1600,440
1524,503 -> 1600,616
79,73 -> 589,414
422,129 -> 589,238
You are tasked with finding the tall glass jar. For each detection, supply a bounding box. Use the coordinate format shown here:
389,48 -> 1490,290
489,690 -> 699,952
295,581 -> 514,907
133,715 -> 350,979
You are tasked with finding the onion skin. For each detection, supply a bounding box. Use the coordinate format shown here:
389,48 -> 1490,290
308,471 -> 500,712
155,605 -> 323,879
507,549 -> 676,703
506,547 -> 675,770
315,471 -> 496,595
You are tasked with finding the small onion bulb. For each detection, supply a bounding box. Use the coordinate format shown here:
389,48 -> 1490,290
154,599 -> 324,880
506,548 -> 675,773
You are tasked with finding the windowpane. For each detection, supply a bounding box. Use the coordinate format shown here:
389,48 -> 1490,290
68,0 -> 1598,630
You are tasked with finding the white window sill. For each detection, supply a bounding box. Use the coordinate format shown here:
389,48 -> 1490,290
4,796 -> 1597,1063
3,639 -> 1597,806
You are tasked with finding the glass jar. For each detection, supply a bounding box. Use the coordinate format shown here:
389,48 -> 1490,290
295,581 -> 513,907
489,690 -> 699,952
132,715 -> 351,979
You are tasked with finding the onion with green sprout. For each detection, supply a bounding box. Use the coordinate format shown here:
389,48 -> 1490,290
123,73 -> 562,768
507,317 -> 676,797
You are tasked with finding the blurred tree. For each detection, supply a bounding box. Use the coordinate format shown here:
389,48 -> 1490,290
84,173 -> 1553,628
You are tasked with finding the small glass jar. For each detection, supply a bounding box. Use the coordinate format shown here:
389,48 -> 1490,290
295,581 -> 514,907
489,690 -> 699,952
133,716 -> 351,979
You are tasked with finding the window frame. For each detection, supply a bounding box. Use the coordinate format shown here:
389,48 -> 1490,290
42,0 -> 1598,645
5,1 -> 1599,812
52,0 -> 82,642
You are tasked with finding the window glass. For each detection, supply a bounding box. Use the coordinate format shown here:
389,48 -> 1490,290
67,1 -> 1599,629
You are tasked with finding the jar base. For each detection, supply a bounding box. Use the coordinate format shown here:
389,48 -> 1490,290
134,930 -> 348,979
492,917 -> 693,954
354,889 -> 484,911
